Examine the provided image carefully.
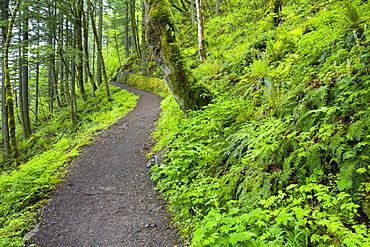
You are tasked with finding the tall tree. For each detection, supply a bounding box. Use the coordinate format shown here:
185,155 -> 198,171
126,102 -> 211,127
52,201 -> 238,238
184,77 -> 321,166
19,8 -> 31,139
129,0 -> 141,58
124,2 -> 130,58
0,0 -> 10,163
190,0 -> 195,26
47,2 -> 60,113
141,0 -> 147,75
74,0 -> 86,99
3,0 -> 21,165
145,0 -> 212,111
195,0 -> 205,61
82,5 -> 97,95
87,0 -> 111,99
96,0 -> 103,85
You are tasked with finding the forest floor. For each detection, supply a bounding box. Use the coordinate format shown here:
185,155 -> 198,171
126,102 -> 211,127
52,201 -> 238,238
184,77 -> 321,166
29,83 -> 184,247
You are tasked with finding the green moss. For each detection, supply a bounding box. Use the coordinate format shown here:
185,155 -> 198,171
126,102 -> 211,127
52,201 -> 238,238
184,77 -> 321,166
118,73 -> 170,97
146,0 -> 212,111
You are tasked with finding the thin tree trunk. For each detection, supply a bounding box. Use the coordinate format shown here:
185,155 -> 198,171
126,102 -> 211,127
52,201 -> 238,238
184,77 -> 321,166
19,13 -> 31,139
124,2 -> 130,58
88,0 -> 111,99
130,0 -> 141,59
141,0 -> 147,75
3,0 -> 21,165
71,59 -> 77,122
190,0 -> 195,26
70,28 -> 78,122
130,0 -> 137,54
195,0 -> 206,61
96,0 -> 103,85
215,0 -> 220,14
48,37 -> 55,113
47,4 -> 60,113
61,19 -> 77,121
82,4 -> 97,96
18,22 -> 24,130
35,21 -> 40,124
113,16 -> 122,65
75,0 -> 86,99
0,0 -> 10,164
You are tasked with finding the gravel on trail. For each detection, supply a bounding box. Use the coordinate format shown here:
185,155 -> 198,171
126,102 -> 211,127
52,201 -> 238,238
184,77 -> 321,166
29,83 -> 184,247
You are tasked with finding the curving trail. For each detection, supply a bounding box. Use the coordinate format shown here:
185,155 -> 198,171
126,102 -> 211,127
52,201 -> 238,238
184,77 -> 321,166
30,83 -> 183,247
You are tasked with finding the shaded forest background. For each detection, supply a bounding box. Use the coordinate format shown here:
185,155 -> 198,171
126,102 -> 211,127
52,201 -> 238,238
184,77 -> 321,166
0,0 -> 149,167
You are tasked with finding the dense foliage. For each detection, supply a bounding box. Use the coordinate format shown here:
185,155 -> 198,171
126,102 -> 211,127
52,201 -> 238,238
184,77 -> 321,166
150,0 -> 370,246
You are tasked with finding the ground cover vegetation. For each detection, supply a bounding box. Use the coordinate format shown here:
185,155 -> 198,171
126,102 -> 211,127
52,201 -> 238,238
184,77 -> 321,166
148,0 -> 370,246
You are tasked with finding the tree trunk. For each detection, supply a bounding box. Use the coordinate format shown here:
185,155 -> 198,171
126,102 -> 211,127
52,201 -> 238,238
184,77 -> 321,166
19,13 -> 31,140
190,0 -> 195,26
111,13 -> 122,65
124,2 -> 130,58
3,0 -> 20,165
195,0 -> 206,61
75,0 -> 86,99
96,0 -> 103,85
47,4 -> 60,113
48,37 -> 56,113
35,20 -> 40,124
88,0 -> 111,99
1,0 -> 10,164
82,5 -> 97,96
71,59 -> 77,122
215,0 -> 220,14
144,0 -> 212,111
130,0 -> 141,58
141,0 -> 147,75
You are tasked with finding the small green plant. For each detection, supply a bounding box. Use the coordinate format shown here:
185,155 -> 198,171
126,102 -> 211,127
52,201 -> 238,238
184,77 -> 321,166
192,183 -> 369,246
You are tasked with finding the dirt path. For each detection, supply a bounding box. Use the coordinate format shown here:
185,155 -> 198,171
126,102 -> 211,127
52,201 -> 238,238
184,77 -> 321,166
29,83 -> 183,247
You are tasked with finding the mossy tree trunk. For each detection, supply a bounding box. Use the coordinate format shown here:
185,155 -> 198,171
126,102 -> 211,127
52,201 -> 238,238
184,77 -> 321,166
1,0 -> 10,164
144,0 -> 212,111
3,0 -> 20,166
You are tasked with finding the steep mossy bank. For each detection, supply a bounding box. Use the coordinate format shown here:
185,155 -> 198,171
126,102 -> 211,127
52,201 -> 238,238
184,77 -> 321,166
150,0 -> 370,246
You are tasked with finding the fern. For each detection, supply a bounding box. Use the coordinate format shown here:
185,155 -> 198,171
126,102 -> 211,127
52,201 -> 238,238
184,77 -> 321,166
237,170 -> 272,211
338,161 -> 358,190
346,120 -> 365,141
342,2 -> 362,28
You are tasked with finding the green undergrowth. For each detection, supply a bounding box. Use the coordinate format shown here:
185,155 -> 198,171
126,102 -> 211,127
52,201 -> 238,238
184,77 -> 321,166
116,72 -> 171,97
0,85 -> 138,247
151,0 -> 370,246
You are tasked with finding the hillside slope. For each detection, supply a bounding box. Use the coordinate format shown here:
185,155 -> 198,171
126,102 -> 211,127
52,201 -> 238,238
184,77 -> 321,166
151,0 -> 370,246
